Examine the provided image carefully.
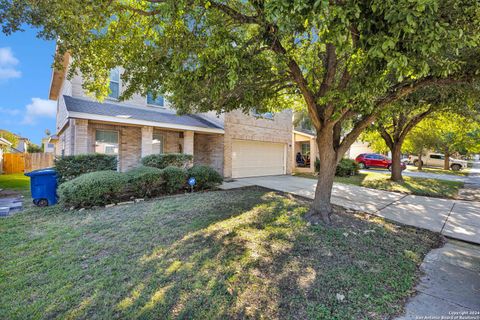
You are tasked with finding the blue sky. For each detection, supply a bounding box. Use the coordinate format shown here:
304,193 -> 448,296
0,27 -> 56,145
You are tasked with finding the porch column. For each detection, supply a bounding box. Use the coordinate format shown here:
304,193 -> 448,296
141,126 -> 153,157
73,119 -> 88,154
310,137 -> 317,172
183,130 -> 194,155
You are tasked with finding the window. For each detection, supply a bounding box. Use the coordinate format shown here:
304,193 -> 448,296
301,142 -> 310,156
109,68 -> 120,99
147,92 -> 165,107
95,130 -> 119,155
152,132 -> 164,154
430,154 -> 444,160
251,108 -> 274,119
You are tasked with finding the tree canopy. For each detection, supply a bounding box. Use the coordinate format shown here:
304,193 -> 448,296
2,0 -> 479,221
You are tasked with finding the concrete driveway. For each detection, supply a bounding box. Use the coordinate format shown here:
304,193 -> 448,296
221,175 -> 480,244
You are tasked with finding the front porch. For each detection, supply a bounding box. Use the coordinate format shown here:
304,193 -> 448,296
292,130 -> 317,173
70,119 -> 224,173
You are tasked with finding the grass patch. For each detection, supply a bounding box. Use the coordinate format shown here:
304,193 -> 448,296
294,171 -> 463,198
0,173 -> 30,190
0,188 -> 440,319
406,165 -> 470,176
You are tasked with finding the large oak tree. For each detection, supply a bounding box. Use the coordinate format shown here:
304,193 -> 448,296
2,0 -> 479,223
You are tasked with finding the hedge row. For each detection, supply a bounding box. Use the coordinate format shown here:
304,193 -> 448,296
55,154 -> 117,183
141,153 -> 193,169
58,165 -> 222,208
314,158 -> 359,177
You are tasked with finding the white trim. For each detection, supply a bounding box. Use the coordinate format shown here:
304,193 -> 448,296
68,111 -> 225,134
293,130 -> 316,138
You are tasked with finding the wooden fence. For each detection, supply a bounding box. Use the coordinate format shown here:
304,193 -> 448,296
2,153 -> 54,174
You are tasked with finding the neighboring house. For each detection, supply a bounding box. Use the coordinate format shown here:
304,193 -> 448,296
15,137 -> 30,153
49,52 -> 292,178
41,135 -> 58,153
0,137 -> 13,174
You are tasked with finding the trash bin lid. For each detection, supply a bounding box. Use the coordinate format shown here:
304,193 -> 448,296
25,168 -> 57,177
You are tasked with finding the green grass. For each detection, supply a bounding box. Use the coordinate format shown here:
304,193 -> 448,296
406,165 -> 470,176
0,188 -> 440,319
0,173 -> 30,190
295,171 -> 463,198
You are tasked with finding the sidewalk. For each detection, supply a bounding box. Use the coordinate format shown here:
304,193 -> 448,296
458,162 -> 480,201
220,174 -> 480,244
396,240 -> 480,319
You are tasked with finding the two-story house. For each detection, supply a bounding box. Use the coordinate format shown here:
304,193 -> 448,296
49,52 -> 292,178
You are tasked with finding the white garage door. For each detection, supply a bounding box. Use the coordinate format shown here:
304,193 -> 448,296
232,140 -> 286,178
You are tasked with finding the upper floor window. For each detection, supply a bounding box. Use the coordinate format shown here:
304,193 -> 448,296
109,68 -> 120,99
147,92 -> 165,107
251,108 -> 274,120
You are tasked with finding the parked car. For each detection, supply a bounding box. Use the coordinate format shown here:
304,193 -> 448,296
408,153 -> 467,171
355,153 -> 406,171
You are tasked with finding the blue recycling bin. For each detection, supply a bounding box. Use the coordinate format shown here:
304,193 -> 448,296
24,168 -> 58,206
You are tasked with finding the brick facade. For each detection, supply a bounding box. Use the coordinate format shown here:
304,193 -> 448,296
194,133 -> 224,174
54,63 -> 294,177
223,110 -> 293,178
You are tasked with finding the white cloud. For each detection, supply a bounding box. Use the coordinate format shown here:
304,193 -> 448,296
0,107 -> 21,116
0,47 -> 21,80
22,98 -> 56,125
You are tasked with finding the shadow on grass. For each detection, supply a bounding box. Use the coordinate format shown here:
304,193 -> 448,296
0,188 -> 441,319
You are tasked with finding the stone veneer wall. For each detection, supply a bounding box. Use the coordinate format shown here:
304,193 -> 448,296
223,110 -> 293,178
194,133 -> 224,175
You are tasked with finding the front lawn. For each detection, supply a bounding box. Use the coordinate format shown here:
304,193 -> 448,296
406,165 -> 470,176
0,173 -> 30,190
0,188 -> 440,319
295,171 -> 463,198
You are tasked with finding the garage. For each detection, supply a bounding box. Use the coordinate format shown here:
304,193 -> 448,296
231,139 -> 286,178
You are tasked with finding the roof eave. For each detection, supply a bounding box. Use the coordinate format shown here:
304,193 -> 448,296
68,111 -> 225,134
48,50 -> 70,101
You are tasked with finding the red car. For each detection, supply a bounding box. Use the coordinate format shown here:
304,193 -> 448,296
355,153 -> 406,171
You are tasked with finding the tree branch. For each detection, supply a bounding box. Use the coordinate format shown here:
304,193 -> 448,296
378,125 -> 394,150
269,34 -> 321,128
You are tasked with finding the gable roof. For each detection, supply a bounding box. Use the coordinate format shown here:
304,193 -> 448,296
0,137 -> 12,146
63,95 -> 224,132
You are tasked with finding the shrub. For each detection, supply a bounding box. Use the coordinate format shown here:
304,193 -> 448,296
141,153 -> 193,169
335,158 -> 359,177
58,171 -> 127,208
162,166 -> 187,194
187,165 -> 223,190
125,166 -> 165,198
55,154 -> 117,183
314,158 -> 359,177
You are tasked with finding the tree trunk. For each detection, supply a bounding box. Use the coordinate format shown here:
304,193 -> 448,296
417,153 -> 423,171
390,143 -> 404,181
444,151 -> 450,170
305,130 -> 338,225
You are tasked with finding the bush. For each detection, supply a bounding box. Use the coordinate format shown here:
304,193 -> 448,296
141,153 -> 193,169
58,171 -> 127,208
162,166 -> 187,194
125,166 -> 164,198
187,165 -> 223,190
314,157 -> 359,177
335,158 -> 359,177
55,154 -> 117,183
